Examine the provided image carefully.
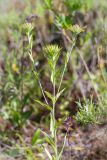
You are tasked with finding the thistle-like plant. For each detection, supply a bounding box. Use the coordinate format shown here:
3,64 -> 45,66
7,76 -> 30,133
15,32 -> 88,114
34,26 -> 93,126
23,21 -> 83,159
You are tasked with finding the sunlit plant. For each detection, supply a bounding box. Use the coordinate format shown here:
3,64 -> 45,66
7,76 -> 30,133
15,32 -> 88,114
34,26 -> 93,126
75,99 -> 101,125
23,15 -> 83,159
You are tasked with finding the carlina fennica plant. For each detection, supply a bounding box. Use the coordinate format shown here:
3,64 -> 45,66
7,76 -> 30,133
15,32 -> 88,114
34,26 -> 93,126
22,21 -> 83,160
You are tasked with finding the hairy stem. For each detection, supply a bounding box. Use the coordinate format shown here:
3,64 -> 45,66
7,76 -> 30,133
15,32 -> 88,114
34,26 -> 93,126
52,68 -> 58,159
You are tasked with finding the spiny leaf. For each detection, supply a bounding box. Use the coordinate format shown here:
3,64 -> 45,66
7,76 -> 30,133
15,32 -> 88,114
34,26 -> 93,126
22,23 -> 34,34
68,24 -> 84,34
43,45 -> 61,59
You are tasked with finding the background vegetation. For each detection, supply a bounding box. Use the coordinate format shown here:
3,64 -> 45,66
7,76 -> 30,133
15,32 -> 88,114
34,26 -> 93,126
0,0 -> 107,159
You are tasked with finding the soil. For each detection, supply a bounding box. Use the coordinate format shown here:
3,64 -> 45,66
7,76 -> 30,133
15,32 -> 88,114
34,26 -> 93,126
63,124 -> 107,160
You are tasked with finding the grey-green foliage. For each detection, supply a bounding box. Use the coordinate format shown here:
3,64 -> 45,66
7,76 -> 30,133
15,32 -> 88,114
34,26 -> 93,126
75,100 -> 101,125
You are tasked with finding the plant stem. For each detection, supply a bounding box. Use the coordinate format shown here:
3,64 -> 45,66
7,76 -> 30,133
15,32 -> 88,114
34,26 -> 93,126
32,63 -> 49,105
53,68 -> 58,159
57,39 -> 75,94
38,79 -> 49,105
28,32 -> 49,105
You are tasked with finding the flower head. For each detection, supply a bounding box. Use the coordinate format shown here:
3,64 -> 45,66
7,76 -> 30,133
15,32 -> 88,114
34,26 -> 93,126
22,22 -> 34,35
68,24 -> 84,34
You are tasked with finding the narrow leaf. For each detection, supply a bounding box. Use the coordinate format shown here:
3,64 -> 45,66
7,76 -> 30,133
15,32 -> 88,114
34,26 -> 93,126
51,71 -> 54,84
58,134 -> 67,160
56,88 -> 65,101
34,100 -> 52,111
44,91 -> 55,103
32,129 -> 41,145
33,71 -> 39,79
41,130 -> 55,149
